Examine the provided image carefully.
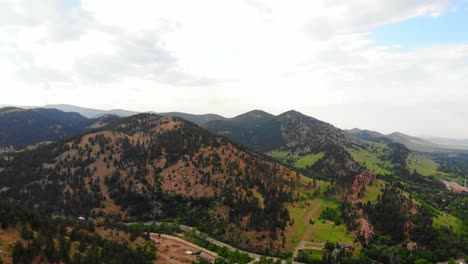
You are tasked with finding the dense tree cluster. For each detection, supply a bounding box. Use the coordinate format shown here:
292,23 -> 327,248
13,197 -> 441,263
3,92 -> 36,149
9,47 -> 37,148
364,185 -> 410,243
0,201 -> 155,264
319,207 -> 342,225
363,185 -> 467,262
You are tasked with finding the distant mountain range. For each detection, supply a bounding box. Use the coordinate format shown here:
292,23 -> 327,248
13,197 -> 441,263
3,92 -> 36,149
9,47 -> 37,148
0,105 -> 410,182
2,103 -> 467,154
43,104 -> 140,118
0,107 -> 119,150
0,104 -> 139,118
425,137 -> 468,148
347,128 -> 468,152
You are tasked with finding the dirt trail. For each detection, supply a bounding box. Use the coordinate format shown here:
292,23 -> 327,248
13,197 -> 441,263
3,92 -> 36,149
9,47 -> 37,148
293,200 -> 322,258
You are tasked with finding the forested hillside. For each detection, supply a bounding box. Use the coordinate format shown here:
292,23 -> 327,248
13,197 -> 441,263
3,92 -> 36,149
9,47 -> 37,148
0,111 -> 466,263
0,107 -> 119,150
0,114 -> 298,253
0,200 -> 155,264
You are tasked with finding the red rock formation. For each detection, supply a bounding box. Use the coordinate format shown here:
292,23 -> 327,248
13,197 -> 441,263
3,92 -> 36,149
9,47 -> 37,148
407,242 -> 418,251
358,217 -> 374,244
350,171 -> 376,198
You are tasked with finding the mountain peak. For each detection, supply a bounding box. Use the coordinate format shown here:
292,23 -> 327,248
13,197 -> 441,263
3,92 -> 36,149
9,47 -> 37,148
281,109 -> 301,115
232,109 -> 275,122
243,109 -> 272,116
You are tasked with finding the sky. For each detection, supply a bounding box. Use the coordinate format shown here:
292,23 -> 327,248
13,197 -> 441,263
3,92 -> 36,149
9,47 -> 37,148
1,0 -> 468,138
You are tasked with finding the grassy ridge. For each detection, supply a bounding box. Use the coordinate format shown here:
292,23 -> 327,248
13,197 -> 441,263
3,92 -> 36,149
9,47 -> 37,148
268,150 -> 325,169
433,211 -> 464,234
345,144 -> 392,175
360,179 -> 386,203
295,153 -> 325,169
406,153 -> 445,176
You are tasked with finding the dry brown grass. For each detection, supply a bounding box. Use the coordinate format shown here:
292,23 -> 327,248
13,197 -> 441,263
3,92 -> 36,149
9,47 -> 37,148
0,228 -> 21,264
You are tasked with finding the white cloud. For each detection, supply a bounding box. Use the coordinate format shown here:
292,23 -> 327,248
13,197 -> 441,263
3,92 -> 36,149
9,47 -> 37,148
0,0 -> 466,138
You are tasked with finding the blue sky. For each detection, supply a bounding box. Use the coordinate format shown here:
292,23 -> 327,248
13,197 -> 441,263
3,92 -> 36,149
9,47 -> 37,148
372,1 -> 468,48
64,0 -> 80,8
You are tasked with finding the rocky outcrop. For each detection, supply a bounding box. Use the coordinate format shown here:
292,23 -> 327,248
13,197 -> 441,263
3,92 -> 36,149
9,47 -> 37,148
357,217 -> 374,244
350,171 -> 376,198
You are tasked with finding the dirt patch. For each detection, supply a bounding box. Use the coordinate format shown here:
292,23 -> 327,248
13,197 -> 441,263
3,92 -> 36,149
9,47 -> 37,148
441,180 -> 468,193
0,228 -> 21,264
151,234 -> 217,264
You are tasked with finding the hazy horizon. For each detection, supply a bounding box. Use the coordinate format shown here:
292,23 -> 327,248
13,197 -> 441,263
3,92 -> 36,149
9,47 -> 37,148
1,0 -> 468,138
2,102 -> 468,140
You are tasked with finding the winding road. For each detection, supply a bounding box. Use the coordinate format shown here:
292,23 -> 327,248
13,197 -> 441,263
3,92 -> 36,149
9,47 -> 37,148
133,221 -> 305,264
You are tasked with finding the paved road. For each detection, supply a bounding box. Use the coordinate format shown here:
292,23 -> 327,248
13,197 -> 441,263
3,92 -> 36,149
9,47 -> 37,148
133,221 -> 304,264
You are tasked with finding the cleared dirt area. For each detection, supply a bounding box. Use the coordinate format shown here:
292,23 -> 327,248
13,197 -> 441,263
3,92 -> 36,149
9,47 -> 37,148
0,228 -> 21,264
441,180 -> 468,193
151,233 -> 217,264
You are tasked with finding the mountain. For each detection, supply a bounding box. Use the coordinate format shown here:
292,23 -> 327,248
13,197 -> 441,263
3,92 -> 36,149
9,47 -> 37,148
347,128 -> 459,152
204,110 -> 396,184
202,110 -> 275,145
426,137 -> 468,150
385,132 -> 442,152
43,104 -> 139,118
0,113 -> 298,253
203,110 -> 459,184
161,111 -> 227,126
0,111 -> 465,262
347,128 -> 386,140
0,107 -> 119,150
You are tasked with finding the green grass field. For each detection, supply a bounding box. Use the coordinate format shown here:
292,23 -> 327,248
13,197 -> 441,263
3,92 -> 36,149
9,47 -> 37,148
309,199 -> 353,243
406,154 -> 443,176
289,205 -> 309,246
268,150 -> 325,169
295,153 -> 325,169
433,211 -> 464,234
360,180 -> 386,203
296,176 -> 331,199
301,249 -> 323,260
286,198 -> 355,251
346,145 -> 392,175
268,150 -> 293,160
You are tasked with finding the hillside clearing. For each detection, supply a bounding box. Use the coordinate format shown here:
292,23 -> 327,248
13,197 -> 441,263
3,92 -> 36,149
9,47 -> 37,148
285,198 -> 355,252
406,154 -> 445,177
